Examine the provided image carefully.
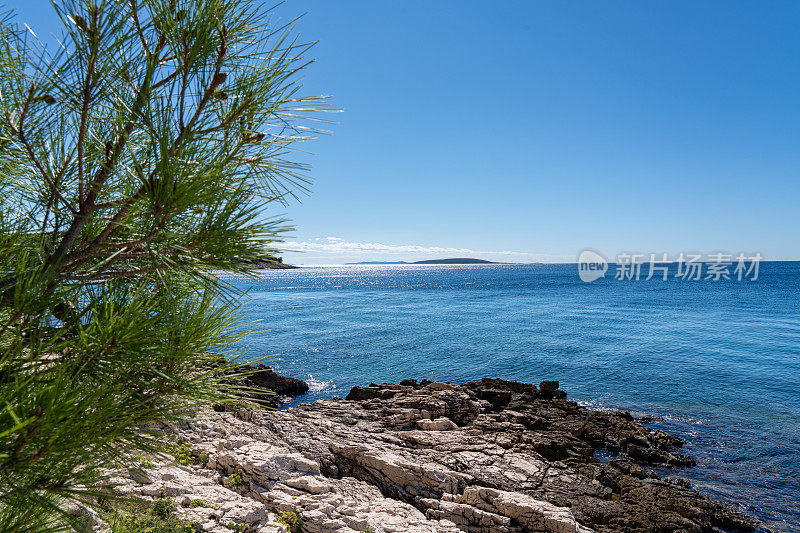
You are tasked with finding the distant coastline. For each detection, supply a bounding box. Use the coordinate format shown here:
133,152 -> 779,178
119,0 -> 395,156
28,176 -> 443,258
346,257 -> 499,265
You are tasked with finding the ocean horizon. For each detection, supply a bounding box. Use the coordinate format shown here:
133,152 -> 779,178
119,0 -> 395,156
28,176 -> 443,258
224,262 -> 800,532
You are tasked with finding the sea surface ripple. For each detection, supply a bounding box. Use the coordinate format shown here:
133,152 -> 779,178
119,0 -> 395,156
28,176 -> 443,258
221,262 -> 800,531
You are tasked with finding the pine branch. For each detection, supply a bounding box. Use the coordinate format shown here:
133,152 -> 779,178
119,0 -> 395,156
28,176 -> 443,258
0,1 -> 332,526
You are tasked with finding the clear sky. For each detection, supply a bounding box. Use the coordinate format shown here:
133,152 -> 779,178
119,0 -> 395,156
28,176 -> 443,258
8,1 -> 800,264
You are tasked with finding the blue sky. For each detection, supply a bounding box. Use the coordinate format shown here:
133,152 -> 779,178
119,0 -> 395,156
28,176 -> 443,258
9,1 -> 800,263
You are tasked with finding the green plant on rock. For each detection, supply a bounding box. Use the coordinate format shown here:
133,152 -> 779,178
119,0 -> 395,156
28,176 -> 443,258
163,441 -> 211,467
131,454 -> 154,469
277,510 -> 303,533
0,0 -> 330,529
225,522 -> 248,533
198,450 -> 210,468
167,442 -> 194,466
224,468 -> 245,488
190,498 -> 213,508
150,496 -> 176,520
104,498 -> 198,533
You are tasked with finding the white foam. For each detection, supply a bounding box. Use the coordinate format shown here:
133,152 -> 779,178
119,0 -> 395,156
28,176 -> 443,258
305,377 -> 335,394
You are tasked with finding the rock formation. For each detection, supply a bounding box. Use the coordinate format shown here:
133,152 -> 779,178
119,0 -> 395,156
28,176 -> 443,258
109,378 -> 757,532
214,362 -> 310,408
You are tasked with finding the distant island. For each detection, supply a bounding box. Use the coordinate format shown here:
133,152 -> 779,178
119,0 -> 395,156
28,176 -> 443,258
238,257 -> 504,268
347,258 -> 498,265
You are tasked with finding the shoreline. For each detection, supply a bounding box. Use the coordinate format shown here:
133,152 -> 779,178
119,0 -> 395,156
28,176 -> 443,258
98,374 -> 758,533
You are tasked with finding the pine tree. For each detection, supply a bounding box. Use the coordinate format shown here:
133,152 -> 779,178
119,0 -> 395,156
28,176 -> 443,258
0,0 -> 329,528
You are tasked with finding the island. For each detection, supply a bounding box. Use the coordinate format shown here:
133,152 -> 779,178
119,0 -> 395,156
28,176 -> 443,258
347,258 -> 498,265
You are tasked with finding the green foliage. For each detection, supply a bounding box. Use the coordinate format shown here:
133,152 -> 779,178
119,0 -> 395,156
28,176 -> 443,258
224,468 -> 245,488
165,442 -> 194,466
277,510 -> 303,533
160,440 -> 210,467
0,0 -> 330,529
190,498 -> 213,508
131,454 -> 154,469
150,497 -> 175,520
105,498 -> 198,533
198,450 -> 210,468
225,522 -> 248,533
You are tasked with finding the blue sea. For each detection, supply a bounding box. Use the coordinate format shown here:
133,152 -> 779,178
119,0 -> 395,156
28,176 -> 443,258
224,262 -> 800,532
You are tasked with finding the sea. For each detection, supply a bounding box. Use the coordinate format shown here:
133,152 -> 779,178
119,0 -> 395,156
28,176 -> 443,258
222,262 -> 800,532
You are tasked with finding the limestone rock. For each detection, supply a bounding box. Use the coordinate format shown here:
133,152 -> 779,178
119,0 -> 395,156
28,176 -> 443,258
109,377 -> 756,533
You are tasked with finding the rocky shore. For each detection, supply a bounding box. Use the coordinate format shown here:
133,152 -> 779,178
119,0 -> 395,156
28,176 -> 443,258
218,363 -> 310,409
108,378 -> 757,532
234,255 -> 299,269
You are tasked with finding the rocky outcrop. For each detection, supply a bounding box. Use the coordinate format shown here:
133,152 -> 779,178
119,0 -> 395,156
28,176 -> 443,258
234,255 -> 299,269
239,364 -> 309,406
215,363 -> 310,408
113,378 -> 757,532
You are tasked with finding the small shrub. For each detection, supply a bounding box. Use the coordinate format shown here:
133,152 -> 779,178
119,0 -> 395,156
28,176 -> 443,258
224,468 -> 245,488
166,442 -> 195,466
132,454 -> 154,468
277,510 -> 303,533
104,497 -> 197,533
198,451 -> 210,468
226,522 -> 248,533
151,497 -> 176,520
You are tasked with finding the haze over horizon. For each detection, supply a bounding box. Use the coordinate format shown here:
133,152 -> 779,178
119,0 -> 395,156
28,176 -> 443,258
10,0 -> 800,264
274,238 -> 794,266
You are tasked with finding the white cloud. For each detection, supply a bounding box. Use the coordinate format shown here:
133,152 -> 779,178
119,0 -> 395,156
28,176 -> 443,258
281,237 -> 569,263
